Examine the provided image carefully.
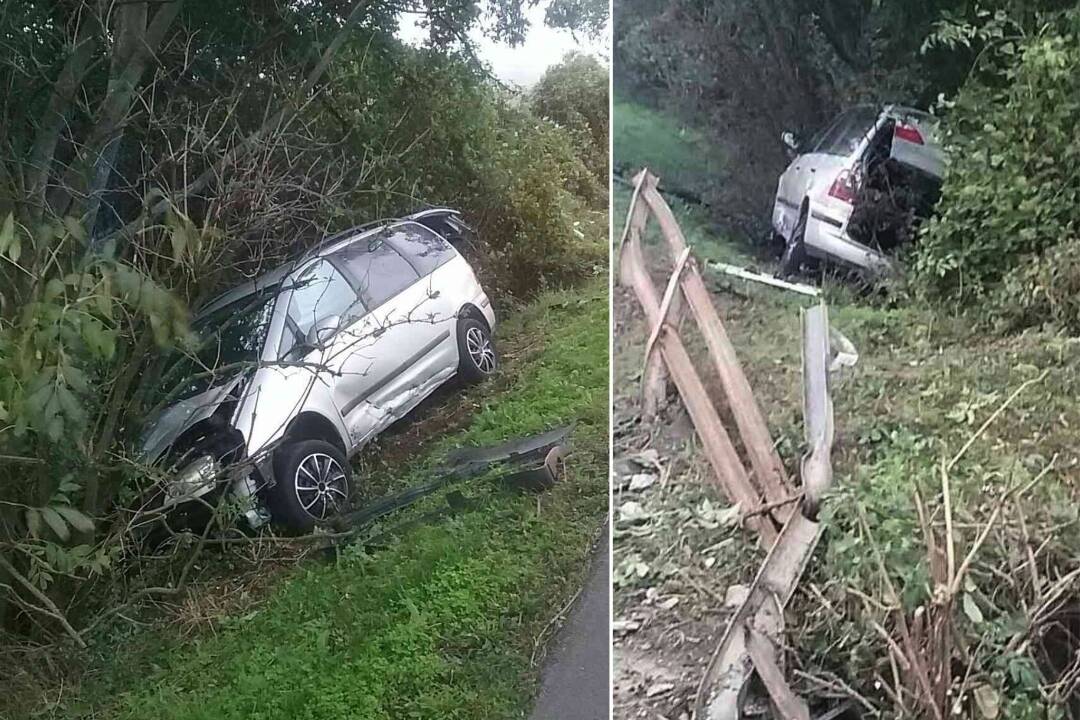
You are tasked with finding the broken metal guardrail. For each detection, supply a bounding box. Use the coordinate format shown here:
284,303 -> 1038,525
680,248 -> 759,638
329,425 -> 572,532
618,168 -> 849,720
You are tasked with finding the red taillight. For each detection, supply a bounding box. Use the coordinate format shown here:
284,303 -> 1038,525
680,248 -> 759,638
828,169 -> 857,204
894,123 -> 924,145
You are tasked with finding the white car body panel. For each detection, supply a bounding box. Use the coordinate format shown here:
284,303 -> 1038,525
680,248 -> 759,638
772,105 -> 943,272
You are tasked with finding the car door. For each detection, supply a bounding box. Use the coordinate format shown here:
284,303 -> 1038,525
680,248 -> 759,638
276,259 -> 372,437
330,230 -> 445,424
383,221 -> 461,372
887,108 -> 944,179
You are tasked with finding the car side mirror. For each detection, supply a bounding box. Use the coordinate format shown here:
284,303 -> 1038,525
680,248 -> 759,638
782,131 -> 799,157
305,315 -> 341,349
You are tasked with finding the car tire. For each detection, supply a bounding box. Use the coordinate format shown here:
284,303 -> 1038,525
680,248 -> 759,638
457,316 -> 497,383
268,439 -> 351,532
778,209 -> 808,278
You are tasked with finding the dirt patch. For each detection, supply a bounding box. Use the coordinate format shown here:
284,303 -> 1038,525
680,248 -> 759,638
612,282 -> 761,720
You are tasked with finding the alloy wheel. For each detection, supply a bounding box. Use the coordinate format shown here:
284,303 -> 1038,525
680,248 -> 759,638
466,326 -> 496,374
293,452 -> 349,520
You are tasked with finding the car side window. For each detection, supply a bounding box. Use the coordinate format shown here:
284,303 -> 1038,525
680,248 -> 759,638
385,223 -> 456,277
814,107 -> 879,157
281,259 -> 359,352
333,235 -> 421,308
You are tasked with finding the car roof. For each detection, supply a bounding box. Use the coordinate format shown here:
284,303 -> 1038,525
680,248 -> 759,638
193,208 -> 463,320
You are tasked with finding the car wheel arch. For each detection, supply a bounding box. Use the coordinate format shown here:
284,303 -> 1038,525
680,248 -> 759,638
282,411 -> 349,457
457,303 -> 490,333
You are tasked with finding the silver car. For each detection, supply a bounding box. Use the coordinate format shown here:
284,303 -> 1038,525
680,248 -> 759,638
140,209 -> 497,531
772,104 -> 944,275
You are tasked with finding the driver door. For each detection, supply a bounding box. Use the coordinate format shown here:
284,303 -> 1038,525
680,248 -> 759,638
279,259 -> 373,439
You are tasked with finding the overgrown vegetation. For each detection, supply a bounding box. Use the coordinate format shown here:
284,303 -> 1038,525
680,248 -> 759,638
0,0 -> 607,680
15,281 -> 608,719
615,0 -> 1080,323
913,8 -> 1080,329
613,36 -> 1080,716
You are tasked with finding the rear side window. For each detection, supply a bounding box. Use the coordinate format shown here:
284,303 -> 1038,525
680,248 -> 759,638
385,223 -> 456,277
333,235 -> 420,308
814,106 -> 880,157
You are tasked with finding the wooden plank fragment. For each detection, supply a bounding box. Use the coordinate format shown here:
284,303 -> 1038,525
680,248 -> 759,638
618,199 -> 777,548
746,627 -> 811,720
624,171 -> 679,418
640,182 -> 793,518
640,245 -> 691,401
693,512 -> 822,720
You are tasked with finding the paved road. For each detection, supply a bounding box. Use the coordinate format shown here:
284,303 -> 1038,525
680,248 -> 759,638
528,524 -> 610,720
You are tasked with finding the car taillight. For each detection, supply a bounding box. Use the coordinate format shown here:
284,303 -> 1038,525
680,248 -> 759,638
894,123 -> 924,145
828,169 -> 857,204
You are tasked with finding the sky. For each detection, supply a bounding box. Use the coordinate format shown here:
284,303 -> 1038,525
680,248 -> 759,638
396,5 -> 610,88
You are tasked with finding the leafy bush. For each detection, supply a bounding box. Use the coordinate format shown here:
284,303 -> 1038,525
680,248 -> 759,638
914,9 -> 1080,306
529,52 -> 610,182
323,43 -> 607,298
991,236 -> 1080,332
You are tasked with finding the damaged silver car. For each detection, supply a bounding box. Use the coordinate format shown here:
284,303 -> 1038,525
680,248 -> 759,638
140,209 -> 497,531
772,104 -> 945,276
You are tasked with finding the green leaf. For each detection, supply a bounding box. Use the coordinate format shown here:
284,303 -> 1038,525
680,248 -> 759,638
973,684 -> 1000,719
39,506 -> 71,542
62,216 -> 86,242
0,212 -> 12,255
54,506 -> 94,534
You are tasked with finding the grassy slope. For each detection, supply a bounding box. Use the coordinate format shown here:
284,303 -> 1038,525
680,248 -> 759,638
55,281 -> 608,720
614,97 -> 1080,716
613,97 -> 726,203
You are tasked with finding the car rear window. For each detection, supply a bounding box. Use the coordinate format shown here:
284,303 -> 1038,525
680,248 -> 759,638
385,222 -> 456,277
333,235 -> 421,308
813,106 -> 880,157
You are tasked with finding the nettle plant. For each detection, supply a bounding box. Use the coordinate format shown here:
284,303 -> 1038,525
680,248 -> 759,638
0,211 -> 190,595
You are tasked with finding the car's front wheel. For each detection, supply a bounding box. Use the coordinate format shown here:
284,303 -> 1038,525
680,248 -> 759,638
268,439 -> 352,532
457,317 -> 497,383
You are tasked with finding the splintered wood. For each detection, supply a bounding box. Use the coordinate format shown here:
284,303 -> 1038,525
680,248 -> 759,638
617,169 -> 843,720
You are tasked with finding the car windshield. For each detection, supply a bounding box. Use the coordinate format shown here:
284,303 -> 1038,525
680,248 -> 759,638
813,106 -> 880,157
154,288 -> 278,403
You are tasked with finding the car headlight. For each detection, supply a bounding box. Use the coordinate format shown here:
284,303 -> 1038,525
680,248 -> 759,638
167,455 -> 223,502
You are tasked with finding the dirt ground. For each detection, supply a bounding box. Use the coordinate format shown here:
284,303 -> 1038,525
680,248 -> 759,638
611,265 -> 770,720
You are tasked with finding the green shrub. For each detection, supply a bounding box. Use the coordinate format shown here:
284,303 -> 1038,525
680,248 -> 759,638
991,236 -> 1080,332
914,10 -> 1080,305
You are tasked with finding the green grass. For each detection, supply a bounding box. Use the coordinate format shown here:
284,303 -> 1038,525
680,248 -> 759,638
613,97 -> 754,268
613,97 -> 726,201
48,281 -> 609,720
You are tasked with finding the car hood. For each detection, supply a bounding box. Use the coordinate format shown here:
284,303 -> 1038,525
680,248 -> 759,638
139,374 -> 247,465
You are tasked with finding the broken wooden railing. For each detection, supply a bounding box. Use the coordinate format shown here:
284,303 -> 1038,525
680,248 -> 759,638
618,169 -> 847,720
